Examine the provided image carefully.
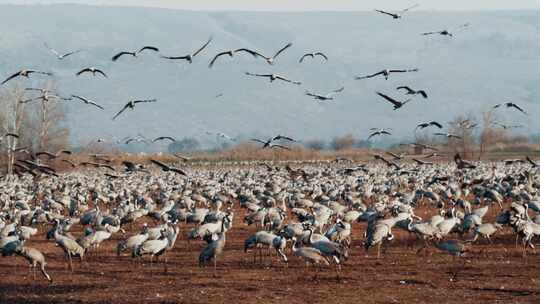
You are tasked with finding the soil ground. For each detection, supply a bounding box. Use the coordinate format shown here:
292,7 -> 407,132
1,205 -> 540,304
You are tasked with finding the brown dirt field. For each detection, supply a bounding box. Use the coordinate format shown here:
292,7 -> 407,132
1,205 -> 540,304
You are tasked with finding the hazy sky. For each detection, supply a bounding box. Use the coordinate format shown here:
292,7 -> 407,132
4,0 -> 540,11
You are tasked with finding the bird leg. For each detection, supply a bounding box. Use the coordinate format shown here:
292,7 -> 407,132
213,257 -> 218,278
377,243 -> 381,259
68,252 -> 73,272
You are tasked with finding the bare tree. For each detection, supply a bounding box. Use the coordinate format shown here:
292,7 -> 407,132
0,82 -> 69,175
0,86 -> 28,175
448,113 -> 477,158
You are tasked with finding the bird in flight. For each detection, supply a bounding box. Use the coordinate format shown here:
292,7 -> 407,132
76,67 -> 108,78
374,4 -> 419,19
150,159 -> 187,176
44,43 -> 82,60
245,72 -> 301,85
251,135 -> 296,149
152,136 -> 176,143
376,92 -> 411,110
356,68 -> 418,80
434,132 -> 462,139
208,48 -> 266,68
493,102 -> 527,115
112,46 -> 160,61
397,86 -> 428,98
492,122 -> 523,130
299,52 -> 328,63
1,70 -> 53,85
161,37 -> 212,63
250,42 -> 293,65
416,121 -> 443,130
422,23 -> 470,37
70,95 -> 104,110
305,87 -> 344,101
368,129 -> 392,140
112,99 -> 157,120
21,91 -> 70,103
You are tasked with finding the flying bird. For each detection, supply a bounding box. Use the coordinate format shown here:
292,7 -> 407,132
416,121 -> 443,130
374,4 -> 419,19
70,95 -> 104,110
368,129 -> 391,140
1,70 -> 53,85
112,46 -> 159,61
305,87 -> 344,101
434,132 -> 462,139
150,159 -> 187,176
376,92 -> 411,110
251,135 -> 296,149
152,136 -> 176,143
248,42 -> 293,65
208,48 -> 267,68
356,69 -> 418,80
76,67 -> 108,78
20,92 -> 69,104
493,102 -> 527,115
422,23 -> 470,37
299,52 -> 328,63
245,72 -> 301,85
397,86 -> 428,98
161,37 -> 212,63
492,122 -> 523,130
44,43 -> 82,60
112,99 -> 157,120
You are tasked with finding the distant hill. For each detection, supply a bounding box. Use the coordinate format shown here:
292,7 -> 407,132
0,5 -> 538,149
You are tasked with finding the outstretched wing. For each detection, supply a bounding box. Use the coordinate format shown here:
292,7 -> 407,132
509,103 -> 527,114
314,52 -> 328,61
375,10 -> 397,17
71,95 -> 104,110
234,48 -> 265,58
138,46 -> 160,53
396,86 -> 414,94
1,71 -> 22,85
76,68 -> 92,76
376,92 -> 400,107
272,42 -> 293,59
133,99 -> 157,104
153,136 -> 175,143
112,51 -> 134,62
275,75 -> 301,85
356,70 -> 384,80
192,37 -> 213,57
429,121 -> 443,128
95,69 -> 108,78
299,53 -> 313,63
112,103 -> 130,120
401,3 -> 419,13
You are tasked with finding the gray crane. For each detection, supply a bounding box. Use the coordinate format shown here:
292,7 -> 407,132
14,245 -> 52,282
199,216 -> 229,277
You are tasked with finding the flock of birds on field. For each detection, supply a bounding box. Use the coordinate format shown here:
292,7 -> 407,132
0,4 -> 538,286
